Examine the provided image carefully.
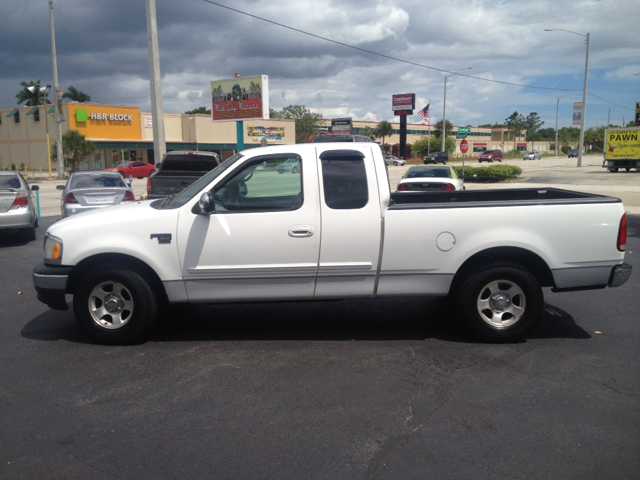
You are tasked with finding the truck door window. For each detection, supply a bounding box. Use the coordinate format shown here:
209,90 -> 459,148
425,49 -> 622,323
214,155 -> 303,212
320,150 -> 368,209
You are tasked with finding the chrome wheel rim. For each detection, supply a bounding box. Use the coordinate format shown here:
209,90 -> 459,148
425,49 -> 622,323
476,279 -> 525,328
88,281 -> 134,329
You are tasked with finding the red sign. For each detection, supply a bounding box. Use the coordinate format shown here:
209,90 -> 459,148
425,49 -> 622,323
460,139 -> 469,154
392,93 -> 415,111
394,110 -> 413,116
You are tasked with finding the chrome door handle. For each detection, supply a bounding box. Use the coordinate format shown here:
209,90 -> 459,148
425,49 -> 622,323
288,225 -> 314,237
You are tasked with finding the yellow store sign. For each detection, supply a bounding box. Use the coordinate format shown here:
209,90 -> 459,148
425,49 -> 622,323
68,104 -> 141,140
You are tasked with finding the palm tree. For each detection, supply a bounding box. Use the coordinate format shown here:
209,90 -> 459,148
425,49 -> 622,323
359,126 -> 376,141
62,86 -> 91,102
375,120 -> 393,147
16,80 -> 50,106
433,120 -> 453,139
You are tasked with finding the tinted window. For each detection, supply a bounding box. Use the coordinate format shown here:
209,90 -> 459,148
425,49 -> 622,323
0,175 -> 21,189
161,154 -> 220,172
407,168 -> 451,178
70,175 -> 127,189
321,156 -> 368,209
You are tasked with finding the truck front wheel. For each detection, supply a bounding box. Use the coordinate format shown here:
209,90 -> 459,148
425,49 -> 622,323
455,261 -> 544,342
73,265 -> 158,345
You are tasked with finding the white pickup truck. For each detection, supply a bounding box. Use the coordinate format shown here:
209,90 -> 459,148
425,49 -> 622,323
33,143 -> 631,344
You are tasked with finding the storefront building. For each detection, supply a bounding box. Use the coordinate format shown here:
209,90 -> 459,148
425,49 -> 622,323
0,102 -> 296,171
322,119 -> 561,158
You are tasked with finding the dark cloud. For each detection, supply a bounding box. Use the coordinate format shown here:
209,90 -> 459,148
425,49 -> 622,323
0,0 -> 638,126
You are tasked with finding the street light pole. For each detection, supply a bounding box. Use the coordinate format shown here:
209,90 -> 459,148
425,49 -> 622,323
555,91 -> 577,158
441,66 -> 472,153
49,0 -> 64,179
546,29 -> 589,167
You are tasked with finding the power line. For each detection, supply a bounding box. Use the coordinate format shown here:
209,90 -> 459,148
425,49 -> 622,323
203,0 -> 577,92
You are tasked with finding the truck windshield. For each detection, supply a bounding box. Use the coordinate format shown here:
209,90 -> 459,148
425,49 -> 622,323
155,153 -> 244,209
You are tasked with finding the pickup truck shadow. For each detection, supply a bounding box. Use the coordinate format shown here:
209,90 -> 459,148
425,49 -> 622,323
22,298 -> 589,344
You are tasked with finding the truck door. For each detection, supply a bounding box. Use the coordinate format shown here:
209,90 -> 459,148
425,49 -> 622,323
177,152 -> 321,302
314,147 -> 383,298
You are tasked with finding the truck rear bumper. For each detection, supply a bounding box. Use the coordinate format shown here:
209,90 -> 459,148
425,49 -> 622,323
609,262 -> 632,288
551,263 -> 632,292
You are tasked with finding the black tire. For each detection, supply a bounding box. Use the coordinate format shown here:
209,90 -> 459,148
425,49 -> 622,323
455,261 -> 544,342
292,167 -> 299,174
25,226 -> 36,242
118,171 -> 125,177
393,161 -> 398,166
625,168 -> 631,172
609,168 -> 618,173
149,170 -> 155,176
73,265 -> 158,345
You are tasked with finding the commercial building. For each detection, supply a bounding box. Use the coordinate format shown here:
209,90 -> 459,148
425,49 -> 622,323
0,102 -> 295,172
321,119 -> 561,158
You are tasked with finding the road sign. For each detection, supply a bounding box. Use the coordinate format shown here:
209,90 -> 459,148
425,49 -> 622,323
456,132 -> 467,139
460,139 -> 469,154
458,126 -> 471,134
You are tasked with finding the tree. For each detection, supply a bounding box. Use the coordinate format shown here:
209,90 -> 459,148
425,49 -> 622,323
270,105 -> 324,143
185,106 -> 211,115
413,135 -> 455,155
62,86 -> 91,102
433,120 -> 453,138
16,80 -> 50,106
51,129 -> 97,173
504,111 -> 526,152
374,120 -> 393,146
359,126 -> 376,140
524,112 -> 544,149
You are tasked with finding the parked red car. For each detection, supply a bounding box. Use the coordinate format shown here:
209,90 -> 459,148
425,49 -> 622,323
478,150 -> 503,163
105,161 -> 156,179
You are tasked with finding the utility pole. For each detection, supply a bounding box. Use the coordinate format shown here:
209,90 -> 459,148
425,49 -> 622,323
145,0 -> 166,164
49,0 -> 63,179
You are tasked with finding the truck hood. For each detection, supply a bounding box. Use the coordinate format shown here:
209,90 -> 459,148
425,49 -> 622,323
48,199 -> 177,239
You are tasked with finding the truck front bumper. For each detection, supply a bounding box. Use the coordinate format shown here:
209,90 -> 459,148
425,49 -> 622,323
32,263 -> 72,311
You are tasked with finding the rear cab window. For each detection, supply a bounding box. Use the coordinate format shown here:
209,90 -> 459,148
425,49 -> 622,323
319,150 -> 368,209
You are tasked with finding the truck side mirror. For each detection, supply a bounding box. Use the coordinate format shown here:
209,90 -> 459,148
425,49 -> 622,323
192,191 -> 215,215
31,185 -> 39,191
56,185 -> 65,190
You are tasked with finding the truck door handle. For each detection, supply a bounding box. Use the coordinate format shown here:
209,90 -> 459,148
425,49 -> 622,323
288,225 -> 314,237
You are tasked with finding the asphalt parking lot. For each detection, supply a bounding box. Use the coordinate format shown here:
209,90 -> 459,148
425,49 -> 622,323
1,156 -> 639,479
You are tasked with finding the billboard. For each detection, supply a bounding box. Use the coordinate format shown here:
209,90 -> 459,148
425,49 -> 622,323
572,102 -> 582,125
635,102 -> 640,126
211,75 -> 269,122
247,125 -> 285,144
331,117 -> 352,133
392,94 -> 415,111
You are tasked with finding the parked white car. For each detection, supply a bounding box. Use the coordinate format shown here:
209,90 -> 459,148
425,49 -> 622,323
396,165 -> 463,192
384,155 -> 406,167
33,143 -> 631,345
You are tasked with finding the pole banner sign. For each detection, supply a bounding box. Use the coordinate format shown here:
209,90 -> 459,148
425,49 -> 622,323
392,94 -> 415,111
572,102 -> 582,125
211,75 -> 269,122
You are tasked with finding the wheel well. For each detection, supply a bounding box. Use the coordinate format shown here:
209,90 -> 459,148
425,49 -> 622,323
450,247 -> 554,294
67,253 -> 166,301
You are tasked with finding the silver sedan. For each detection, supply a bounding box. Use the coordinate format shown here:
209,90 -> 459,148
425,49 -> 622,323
0,171 -> 39,241
57,171 -> 135,218
523,151 -> 542,160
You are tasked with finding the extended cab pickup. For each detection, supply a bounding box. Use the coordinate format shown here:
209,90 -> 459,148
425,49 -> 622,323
33,143 -> 632,345
146,150 -> 221,199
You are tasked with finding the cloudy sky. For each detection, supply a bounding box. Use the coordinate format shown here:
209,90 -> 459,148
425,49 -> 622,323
2,0 -> 638,129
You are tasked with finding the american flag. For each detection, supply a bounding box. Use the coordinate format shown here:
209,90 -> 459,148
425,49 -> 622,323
418,104 -> 430,122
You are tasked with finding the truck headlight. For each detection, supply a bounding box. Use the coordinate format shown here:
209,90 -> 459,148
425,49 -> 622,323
44,233 -> 63,264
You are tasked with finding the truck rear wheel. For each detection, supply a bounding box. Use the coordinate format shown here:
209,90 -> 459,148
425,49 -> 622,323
73,265 -> 158,345
455,261 -> 544,342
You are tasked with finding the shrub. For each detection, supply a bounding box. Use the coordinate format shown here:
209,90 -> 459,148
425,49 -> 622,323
453,164 -> 522,183
561,145 -> 572,154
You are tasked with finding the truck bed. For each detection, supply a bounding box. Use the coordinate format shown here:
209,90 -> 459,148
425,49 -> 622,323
389,187 -> 621,210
